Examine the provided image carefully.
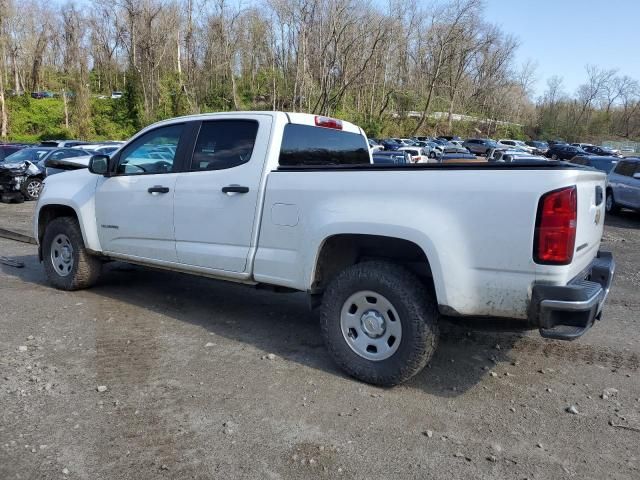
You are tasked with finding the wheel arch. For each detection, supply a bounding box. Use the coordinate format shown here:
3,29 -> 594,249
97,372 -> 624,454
310,233 -> 443,304
37,203 -> 99,260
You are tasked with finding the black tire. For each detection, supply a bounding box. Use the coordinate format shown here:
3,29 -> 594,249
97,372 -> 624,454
21,177 -> 43,201
320,261 -> 439,386
605,189 -> 621,215
42,217 -> 102,290
551,154 -> 558,160
429,151 -> 436,159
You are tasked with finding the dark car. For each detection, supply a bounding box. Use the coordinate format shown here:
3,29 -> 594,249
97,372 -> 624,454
0,144 -> 26,161
437,135 -> 461,142
568,155 -> 619,173
546,144 -> 587,160
372,151 -> 411,164
525,140 -> 549,155
1,147 -> 91,200
547,139 -> 567,147
582,145 -> 621,157
379,139 -> 403,151
462,138 -> 499,155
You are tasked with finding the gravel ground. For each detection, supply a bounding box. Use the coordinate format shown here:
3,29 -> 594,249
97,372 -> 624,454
0,203 -> 639,480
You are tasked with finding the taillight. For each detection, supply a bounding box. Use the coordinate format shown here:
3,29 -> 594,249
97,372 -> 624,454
314,115 -> 343,130
534,186 -> 577,265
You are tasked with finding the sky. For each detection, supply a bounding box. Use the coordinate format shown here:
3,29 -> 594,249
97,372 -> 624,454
483,0 -> 640,99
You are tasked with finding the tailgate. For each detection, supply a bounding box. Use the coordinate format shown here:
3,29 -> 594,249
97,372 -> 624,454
570,171 -> 607,278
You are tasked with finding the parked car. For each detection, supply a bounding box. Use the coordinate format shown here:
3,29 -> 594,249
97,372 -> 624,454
379,139 -> 403,151
368,138 -> 384,153
437,135 -> 462,142
488,148 -> 545,163
495,153 -> 547,163
606,158 -> 640,214
0,147 -> 92,199
524,140 -> 549,156
547,139 -> 568,147
438,153 -> 482,163
40,140 -> 90,148
398,146 -> 429,163
111,91 -> 123,99
568,155 -> 619,174
498,139 -> 535,154
582,145 -> 622,157
35,111 -> 614,387
546,144 -> 588,160
31,91 -> 52,99
571,143 -> 593,149
0,144 -> 26,161
371,151 -> 411,164
462,138 -> 499,155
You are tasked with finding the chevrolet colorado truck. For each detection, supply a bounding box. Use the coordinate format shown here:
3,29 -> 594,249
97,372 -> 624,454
34,112 -> 615,386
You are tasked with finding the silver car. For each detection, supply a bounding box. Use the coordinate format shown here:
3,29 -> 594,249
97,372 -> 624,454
606,158 -> 640,213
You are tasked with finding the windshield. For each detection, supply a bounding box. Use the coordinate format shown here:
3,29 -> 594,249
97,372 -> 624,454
3,148 -> 49,163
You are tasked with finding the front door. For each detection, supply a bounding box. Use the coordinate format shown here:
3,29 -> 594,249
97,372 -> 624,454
173,115 -> 272,273
95,123 -> 188,263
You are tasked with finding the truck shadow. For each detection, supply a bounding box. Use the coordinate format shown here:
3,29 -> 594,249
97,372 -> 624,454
2,252 -> 529,398
605,210 -> 640,230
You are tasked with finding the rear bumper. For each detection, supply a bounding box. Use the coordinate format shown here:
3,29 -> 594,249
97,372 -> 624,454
529,251 -> 615,340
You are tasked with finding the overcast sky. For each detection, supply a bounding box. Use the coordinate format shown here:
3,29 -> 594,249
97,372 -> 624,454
483,0 -> 640,99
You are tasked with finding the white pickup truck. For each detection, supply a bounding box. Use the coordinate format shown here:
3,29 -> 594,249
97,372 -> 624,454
34,112 -> 615,386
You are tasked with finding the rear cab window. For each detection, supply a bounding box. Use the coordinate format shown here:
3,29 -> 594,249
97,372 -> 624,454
279,124 -> 370,166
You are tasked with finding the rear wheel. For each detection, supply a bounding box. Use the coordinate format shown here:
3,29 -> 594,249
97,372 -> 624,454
605,189 -> 621,215
42,217 -> 102,290
320,261 -> 439,386
551,154 -> 558,160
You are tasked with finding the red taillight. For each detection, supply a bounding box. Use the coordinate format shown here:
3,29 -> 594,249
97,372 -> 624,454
314,115 -> 343,130
534,186 -> 577,265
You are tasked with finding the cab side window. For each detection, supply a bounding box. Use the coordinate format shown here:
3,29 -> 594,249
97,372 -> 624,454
117,124 -> 184,175
190,120 -> 259,171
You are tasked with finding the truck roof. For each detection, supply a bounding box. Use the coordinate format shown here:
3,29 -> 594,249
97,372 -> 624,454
143,111 -> 363,135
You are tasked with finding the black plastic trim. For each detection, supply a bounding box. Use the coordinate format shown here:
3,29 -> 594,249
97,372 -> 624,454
275,160 -> 583,172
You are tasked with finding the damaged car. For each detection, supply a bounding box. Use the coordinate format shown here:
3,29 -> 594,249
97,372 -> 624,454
0,147 -> 91,201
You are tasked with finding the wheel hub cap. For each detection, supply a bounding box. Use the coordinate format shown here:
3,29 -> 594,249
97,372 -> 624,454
360,310 -> 386,338
340,290 -> 402,361
50,233 -> 74,277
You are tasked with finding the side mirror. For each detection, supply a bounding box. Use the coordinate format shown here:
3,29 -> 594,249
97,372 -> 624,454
88,154 -> 111,176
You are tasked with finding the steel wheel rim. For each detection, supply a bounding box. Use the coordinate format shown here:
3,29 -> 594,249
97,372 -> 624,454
27,180 -> 42,198
50,233 -> 74,277
340,290 -> 402,361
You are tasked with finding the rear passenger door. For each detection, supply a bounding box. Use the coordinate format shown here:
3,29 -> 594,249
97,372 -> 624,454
173,115 -> 273,273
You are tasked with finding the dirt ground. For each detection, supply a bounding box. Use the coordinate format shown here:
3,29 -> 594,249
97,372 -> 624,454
0,202 -> 639,480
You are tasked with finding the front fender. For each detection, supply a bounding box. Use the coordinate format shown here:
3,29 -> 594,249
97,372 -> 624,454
35,170 -> 101,252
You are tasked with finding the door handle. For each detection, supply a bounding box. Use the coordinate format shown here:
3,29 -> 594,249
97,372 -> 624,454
222,185 -> 249,194
148,186 -> 170,194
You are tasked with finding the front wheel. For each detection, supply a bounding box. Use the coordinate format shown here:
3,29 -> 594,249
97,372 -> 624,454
551,154 -> 558,160
429,151 -> 436,159
42,217 -> 102,290
22,177 -> 43,200
320,261 -> 439,386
